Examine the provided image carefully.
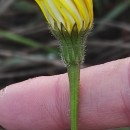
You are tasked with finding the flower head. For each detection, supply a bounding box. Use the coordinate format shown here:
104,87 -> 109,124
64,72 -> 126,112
35,0 -> 93,33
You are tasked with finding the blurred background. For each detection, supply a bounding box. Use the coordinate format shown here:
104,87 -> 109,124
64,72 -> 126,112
0,0 -> 130,130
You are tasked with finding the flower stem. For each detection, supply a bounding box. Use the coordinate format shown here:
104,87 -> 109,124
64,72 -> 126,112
67,64 -> 80,130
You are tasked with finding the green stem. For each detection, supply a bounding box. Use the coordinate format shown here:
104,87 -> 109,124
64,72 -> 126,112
67,64 -> 80,130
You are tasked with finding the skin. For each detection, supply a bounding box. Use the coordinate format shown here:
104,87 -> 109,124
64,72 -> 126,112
0,58 -> 130,130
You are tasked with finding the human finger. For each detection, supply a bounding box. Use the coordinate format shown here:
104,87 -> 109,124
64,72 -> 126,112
0,58 -> 130,130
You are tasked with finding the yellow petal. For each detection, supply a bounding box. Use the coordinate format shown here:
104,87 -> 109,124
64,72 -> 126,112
84,0 -> 94,27
43,0 -> 65,29
35,0 -> 94,32
53,0 -> 75,32
59,0 -> 82,30
73,0 -> 90,28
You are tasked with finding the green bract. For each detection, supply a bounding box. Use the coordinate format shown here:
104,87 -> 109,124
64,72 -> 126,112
52,23 -> 89,65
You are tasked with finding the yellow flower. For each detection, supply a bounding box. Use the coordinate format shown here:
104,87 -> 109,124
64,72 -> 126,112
35,0 -> 93,33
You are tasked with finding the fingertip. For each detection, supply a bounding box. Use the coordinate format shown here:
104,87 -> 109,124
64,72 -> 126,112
0,75 -> 69,130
